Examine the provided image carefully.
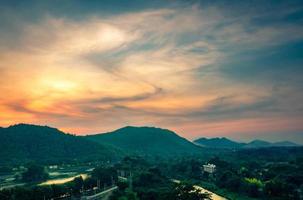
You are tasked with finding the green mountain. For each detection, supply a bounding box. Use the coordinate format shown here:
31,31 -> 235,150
0,124 -> 120,165
194,137 -> 300,149
86,126 -> 202,157
243,139 -> 272,148
193,137 -> 244,148
243,140 -> 300,148
272,141 -> 299,147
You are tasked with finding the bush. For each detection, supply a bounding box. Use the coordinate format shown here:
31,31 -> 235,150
21,164 -> 48,182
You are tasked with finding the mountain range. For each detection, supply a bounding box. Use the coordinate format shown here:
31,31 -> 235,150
193,137 -> 300,149
0,124 -> 301,165
0,124 -> 202,164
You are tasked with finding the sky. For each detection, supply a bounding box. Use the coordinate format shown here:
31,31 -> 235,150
0,0 -> 303,143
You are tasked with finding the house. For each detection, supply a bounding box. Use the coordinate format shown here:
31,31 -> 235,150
203,163 -> 216,173
48,165 -> 58,169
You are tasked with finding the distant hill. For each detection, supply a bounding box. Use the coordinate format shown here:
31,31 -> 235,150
193,137 -> 300,149
193,137 -> 244,148
243,140 -> 272,148
86,126 -> 202,157
242,140 -> 301,148
0,124 -> 120,165
271,141 -> 299,147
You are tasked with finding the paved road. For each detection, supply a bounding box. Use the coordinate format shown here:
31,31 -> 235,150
172,179 -> 226,200
193,185 -> 226,200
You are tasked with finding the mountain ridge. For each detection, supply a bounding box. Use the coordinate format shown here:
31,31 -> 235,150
193,137 -> 245,148
86,126 -> 202,157
1,123 -> 300,165
0,124 -> 120,165
193,137 -> 300,149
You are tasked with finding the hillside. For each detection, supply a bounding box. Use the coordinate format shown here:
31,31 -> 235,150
86,126 -> 202,157
243,140 -> 300,148
272,141 -> 299,147
242,139 -> 272,148
193,137 -> 244,148
0,124 -> 120,165
194,137 -> 300,149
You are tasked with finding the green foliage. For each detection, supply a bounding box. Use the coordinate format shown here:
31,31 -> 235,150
169,182 -> 211,200
242,178 -> 262,197
91,166 -> 118,186
111,180 -> 139,200
1,124 -> 303,200
0,124 -> 120,165
0,185 -> 67,200
68,176 -> 84,194
112,158 -> 211,200
21,164 -> 48,182
86,126 -> 202,157
117,181 -> 129,191
218,171 -> 242,192
244,178 -> 263,187
119,189 -> 139,200
0,166 -> 12,174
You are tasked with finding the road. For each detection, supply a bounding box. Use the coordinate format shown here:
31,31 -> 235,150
39,174 -> 88,186
81,186 -> 118,200
193,185 -> 226,200
172,179 -> 227,200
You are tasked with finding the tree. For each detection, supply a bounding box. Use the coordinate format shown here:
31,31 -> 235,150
243,178 -> 263,197
122,189 -> 139,200
169,182 -> 211,200
110,186 -> 139,200
21,164 -> 48,182
117,180 -> 129,191
92,166 -> 117,186
70,176 -> 84,195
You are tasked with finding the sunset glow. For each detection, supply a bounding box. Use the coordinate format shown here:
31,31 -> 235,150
0,1 -> 303,143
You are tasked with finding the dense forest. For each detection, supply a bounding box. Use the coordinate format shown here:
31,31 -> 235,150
86,126 -> 203,156
1,147 -> 303,200
0,124 -> 302,199
0,124 -> 121,164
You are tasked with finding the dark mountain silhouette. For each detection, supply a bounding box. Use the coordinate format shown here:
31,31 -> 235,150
0,124 -> 120,165
193,137 -> 244,148
86,126 -> 202,157
194,137 -> 300,149
243,139 -> 272,148
1,123 -> 300,165
272,141 -> 299,147
243,140 -> 300,148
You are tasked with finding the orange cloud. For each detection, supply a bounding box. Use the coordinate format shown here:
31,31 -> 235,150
1,5 -> 302,144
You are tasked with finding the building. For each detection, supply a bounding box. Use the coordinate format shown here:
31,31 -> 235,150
48,165 -> 58,169
203,163 -> 216,173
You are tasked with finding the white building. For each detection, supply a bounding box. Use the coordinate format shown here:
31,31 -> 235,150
203,163 -> 216,173
48,165 -> 58,169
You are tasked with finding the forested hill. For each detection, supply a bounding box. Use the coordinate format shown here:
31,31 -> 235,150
194,137 -> 244,148
194,137 -> 300,149
86,126 -> 202,157
0,124 -> 120,165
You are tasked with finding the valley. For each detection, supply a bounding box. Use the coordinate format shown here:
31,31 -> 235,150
0,124 -> 302,200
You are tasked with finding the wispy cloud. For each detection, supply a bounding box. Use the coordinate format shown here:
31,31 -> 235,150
0,1 -> 303,142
